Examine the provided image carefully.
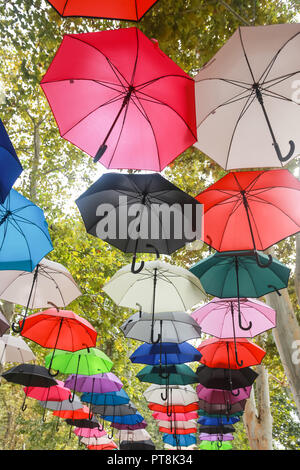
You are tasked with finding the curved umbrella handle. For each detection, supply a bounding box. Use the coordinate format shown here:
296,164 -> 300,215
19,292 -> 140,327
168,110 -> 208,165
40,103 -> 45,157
160,389 -> 168,402
11,319 -> 25,334
47,349 -> 60,377
216,440 -> 223,450
107,427 -> 114,440
254,250 -> 273,268
274,140 -> 295,163
146,243 -> 160,259
131,255 -> 145,274
21,394 -> 27,412
47,301 -> 60,311
150,325 -> 161,344
231,388 -> 240,397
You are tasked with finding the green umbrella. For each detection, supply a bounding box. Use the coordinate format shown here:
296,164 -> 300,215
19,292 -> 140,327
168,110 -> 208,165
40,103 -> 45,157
190,250 -> 290,337
199,440 -> 232,450
44,348 -> 113,376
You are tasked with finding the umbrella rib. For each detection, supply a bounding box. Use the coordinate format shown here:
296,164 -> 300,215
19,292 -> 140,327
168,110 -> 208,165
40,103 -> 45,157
106,95 -> 132,168
259,31 -> 300,85
238,27 -> 256,83
224,92 -> 257,170
261,71 -> 300,87
261,89 -> 298,104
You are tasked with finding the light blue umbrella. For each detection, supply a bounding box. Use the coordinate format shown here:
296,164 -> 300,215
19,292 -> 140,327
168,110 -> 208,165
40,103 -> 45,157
163,433 -> 197,447
0,189 -> 53,272
81,389 -> 130,406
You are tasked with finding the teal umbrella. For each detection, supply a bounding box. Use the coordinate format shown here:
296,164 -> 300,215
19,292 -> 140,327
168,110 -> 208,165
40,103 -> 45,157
190,250 -> 290,336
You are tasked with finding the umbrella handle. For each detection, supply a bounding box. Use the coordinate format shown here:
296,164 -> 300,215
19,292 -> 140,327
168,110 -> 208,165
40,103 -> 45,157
11,319 -> 25,334
267,285 -> 282,296
146,243 -> 160,259
107,427 -> 114,439
21,394 -> 27,412
231,388 -> 240,397
131,255 -> 145,274
47,349 -> 60,377
158,368 -> 170,380
150,328 -> 161,344
254,250 -> 273,268
216,440 -> 223,450
274,140 -> 295,163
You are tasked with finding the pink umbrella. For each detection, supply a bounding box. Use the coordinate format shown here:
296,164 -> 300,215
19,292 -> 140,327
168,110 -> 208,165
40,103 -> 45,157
74,427 -> 107,439
192,297 -> 276,338
196,384 -> 251,405
23,379 -> 71,421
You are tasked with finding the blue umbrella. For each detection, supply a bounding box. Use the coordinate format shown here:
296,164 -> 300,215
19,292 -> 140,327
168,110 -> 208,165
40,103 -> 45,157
0,120 -> 23,203
129,342 -> 202,365
198,416 -> 240,426
163,433 -> 197,447
0,189 -> 53,272
102,412 -> 144,426
81,389 -> 130,406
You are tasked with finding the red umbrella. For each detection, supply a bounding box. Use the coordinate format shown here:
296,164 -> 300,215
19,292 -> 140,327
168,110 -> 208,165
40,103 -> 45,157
196,169 -> 300,267
20,308 -> 97,376
47,0 -> 159,21
40,27 -> 196,172
53,404 -> 91,420
159,426 -> 197,435
148,402 -> 199,413
88,442 -> 118,450
197,338 -> 266,370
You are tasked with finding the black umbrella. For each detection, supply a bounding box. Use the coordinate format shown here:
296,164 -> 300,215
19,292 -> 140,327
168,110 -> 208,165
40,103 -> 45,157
65,416 -> 102,438
198,399 -> 247,416
75,173 -> 202,273
196,365 -> 258,394
120,440 -> 156,450
199,424 -> 235,435
2,364 -> 57,411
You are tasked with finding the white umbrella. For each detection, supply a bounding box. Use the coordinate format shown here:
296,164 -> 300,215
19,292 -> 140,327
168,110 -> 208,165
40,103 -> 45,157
143,384 -> 198,406
0,334 -> 36,364
1,258 -> 81,333
80,436 -> 113,447
118,429 -> 151,443
103,260 -> 205,343
158,419 -> 197,430
120,311 -> 202,344
194,23 -> 300,169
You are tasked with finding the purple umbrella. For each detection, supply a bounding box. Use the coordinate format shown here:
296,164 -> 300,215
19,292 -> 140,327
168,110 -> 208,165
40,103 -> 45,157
111,420 -> 148,430
196,384 -> 251,405
64,373 -> 123,394
199,433 -> 234,441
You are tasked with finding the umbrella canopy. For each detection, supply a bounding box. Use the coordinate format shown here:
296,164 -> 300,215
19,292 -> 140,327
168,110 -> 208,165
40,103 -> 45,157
0,258 -> 81,310
137,364 -> 199,386
88,442 -> 118,450
21,309 -> 97,355
198,399 -> 247,416
148,402 -> 199,413
197,337 -> 266,369
64,372 -> 123,394
156,419 -> 197,430
74,427 -> 107,438
81,389 -> 130,406
163,433 -> 197,447
196,365 -> 258,391
39,395 -> 83,411
75,172 -> 202,264
2,364 -> 57,388
47,0 -> 160,21
199,416 -> 240,426
0,189 -> 53,272
0,118 -> 23,203
190,250 -> 290,299
159,425 -> 197,435
144,384 -> 198,406
104,260 -> 205,313
194,23 -> 300,169
65,416 -> 101,429
130,341 -> 202,365
52,404 -> 90,419
196,169 -> 300,255
24,379 -> 71,402
44,347 -> 112,376
91,402 -> 137,417
199,440 -> 233,450
192,297 -> 276,339
102,412 -> 144,426
153,411 -> 198,422
199,424 -> 235,435
119,440 -> 155,450
196,384 -> 252,405
0,334 -> 35,364
111,420 -> 148,431
120,311 -> 202,345
80,435 -> 113,447
118,429 -> 151,442
41,27 -> 196,172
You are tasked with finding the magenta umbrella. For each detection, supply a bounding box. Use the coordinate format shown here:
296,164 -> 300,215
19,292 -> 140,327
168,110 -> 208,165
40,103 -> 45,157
196,384 -> 251,405
74,427 -> 107,439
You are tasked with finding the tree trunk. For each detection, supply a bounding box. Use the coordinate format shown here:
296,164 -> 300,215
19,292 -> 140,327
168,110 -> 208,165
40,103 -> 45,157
265,288 -> 300,415
243,364 -> 273,450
